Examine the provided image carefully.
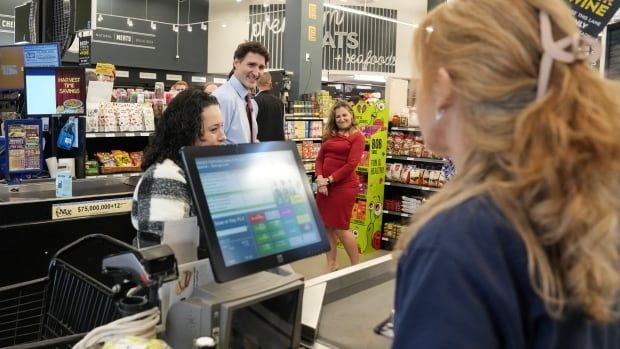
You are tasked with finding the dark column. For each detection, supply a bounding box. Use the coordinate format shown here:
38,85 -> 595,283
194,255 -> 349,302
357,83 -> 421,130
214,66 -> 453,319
283,0 -> 323,99
427,0 -> 447,11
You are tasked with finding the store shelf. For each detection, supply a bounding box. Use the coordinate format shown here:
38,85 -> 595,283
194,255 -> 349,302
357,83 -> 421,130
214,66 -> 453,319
87,172 -> 143,179
383,210 -> 411,218
285,116 -> 324,121
384,181 -> 440,192
356,165 -> 368,172
286,113 -> 321,117
301,158 -> 316,162
86,131 -> 153,138
289,137 -> 322,142
305,169 -> 315,173
357,193 -> 367,200
386,155 -> 446,164
390,126 -> 421,132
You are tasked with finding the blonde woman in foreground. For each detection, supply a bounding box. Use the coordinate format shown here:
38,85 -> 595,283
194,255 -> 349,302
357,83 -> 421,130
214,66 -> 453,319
393,0 -> 620,348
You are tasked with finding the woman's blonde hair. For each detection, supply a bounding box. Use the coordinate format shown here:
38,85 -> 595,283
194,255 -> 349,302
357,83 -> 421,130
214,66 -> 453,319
400,0 -> 620,323
322,100 -> 360,140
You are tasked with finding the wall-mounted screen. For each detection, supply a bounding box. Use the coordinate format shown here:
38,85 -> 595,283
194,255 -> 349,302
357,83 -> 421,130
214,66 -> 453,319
23,43 -> 61,67
0,46 -> 25,91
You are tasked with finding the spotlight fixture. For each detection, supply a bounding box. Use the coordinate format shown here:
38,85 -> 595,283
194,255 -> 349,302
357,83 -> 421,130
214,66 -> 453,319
97,14 -> 103,22
187,25 -> 192,32
151,21 -> 157,30
236,0 -> 242,2
221,23 -> 227,28
173,25 -> 179,32
263,3 -> 269,8
200,22 -> 207,30
127,18 -> 133,27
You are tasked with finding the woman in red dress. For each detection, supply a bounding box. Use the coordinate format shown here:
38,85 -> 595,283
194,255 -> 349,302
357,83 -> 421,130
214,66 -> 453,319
315,100 -> 364,272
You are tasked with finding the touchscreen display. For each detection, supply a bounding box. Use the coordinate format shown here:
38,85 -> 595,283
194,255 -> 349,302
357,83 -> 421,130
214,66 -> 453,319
195,150 -> 322,266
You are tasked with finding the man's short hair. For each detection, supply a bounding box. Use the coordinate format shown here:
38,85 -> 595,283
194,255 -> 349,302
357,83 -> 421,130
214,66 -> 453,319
258,71 -> 272,88
171,80 -> 189,89
233,41 -> 270,64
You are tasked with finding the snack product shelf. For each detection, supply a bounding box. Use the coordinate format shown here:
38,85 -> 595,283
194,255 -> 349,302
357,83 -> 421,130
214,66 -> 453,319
291,137 -> 322,142
386,155 -> 446,164
384,181 -> 441,192
383,210 -> 410,218
285,116 -> 324,121
86,132 -> 153,138
391,126 -> 421,132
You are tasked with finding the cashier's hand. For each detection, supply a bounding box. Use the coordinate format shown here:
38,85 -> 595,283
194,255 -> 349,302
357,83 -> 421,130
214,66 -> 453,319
318,185 -> 328,196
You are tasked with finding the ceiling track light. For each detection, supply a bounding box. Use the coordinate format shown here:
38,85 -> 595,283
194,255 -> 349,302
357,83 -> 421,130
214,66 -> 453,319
200,22 -> 207,30
187,25 -> 192,32
173,25 -> 179,32
127,18 -> 133,27
97,14 -> 103,22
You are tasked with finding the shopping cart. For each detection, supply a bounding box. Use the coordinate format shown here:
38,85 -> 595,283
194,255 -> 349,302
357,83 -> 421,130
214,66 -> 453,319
0,234 -> 173,348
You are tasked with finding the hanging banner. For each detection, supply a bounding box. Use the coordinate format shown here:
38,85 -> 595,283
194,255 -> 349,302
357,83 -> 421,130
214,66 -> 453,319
248,4 -> 397,72
568,0 -> 620,37
79,36 -> 91,66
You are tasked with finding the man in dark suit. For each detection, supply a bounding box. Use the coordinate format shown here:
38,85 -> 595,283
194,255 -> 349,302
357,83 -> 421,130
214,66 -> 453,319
254,72 -> 285,141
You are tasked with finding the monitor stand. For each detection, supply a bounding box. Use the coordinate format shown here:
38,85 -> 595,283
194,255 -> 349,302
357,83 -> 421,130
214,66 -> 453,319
164,258 -> 304,349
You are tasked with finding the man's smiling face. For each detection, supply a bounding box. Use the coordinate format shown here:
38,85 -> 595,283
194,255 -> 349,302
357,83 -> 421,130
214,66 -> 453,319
233,52 -> 267,90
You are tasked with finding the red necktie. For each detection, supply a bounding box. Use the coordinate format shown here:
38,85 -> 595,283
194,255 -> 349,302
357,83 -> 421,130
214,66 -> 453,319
245,94 -> 254,143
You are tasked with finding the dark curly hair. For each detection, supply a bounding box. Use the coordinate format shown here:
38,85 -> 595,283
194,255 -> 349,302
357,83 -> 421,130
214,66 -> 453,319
142,88 -> 219,169
234,41 -> 270,64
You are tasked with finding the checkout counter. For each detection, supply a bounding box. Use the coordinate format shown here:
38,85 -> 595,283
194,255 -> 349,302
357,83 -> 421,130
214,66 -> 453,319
0,176 -> 138,286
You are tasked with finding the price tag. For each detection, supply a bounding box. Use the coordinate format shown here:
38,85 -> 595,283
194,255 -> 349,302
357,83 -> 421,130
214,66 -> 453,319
140,132 -> 151,137
52,198 -> 133,220
140,72 -> 157,80
125,133 -> 136,137
105,133 -> 116,138
116,70 -> 130,78
166,74 -> 182,81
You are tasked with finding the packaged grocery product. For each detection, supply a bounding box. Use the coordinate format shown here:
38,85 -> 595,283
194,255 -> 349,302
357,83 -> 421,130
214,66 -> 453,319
85,160 -> 99,176
95,152 -> 116,167
86,106 -> 99,132
129,104 -> 144,131
422,169 -> 431,186
118,108 -> 131,132
429,170 -> 441,187
142,104 -> 156,131
401,165 -> 414,183
129,151 -> 144,167
385,163 -> 394,181
111,150 -> 133,167
410,167 -> 422,185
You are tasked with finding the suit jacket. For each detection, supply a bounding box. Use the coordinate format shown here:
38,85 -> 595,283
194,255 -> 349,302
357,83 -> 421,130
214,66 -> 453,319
254,90 -> 285,141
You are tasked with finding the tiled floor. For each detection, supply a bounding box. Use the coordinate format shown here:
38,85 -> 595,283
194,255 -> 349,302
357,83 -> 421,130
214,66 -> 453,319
291,248 -> 392,280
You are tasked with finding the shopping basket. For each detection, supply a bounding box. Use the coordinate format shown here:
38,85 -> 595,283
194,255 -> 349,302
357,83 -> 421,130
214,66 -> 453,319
0,234 -> 136,348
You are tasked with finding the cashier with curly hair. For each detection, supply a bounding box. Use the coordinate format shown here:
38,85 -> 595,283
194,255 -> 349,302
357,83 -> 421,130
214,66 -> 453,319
132,88 -> 226,247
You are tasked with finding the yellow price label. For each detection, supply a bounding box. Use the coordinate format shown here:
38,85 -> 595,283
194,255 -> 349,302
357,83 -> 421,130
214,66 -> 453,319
52,198 -> 132,220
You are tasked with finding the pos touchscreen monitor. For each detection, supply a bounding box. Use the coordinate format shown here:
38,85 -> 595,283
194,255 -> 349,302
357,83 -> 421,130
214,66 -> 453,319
180,142 -> 330,283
